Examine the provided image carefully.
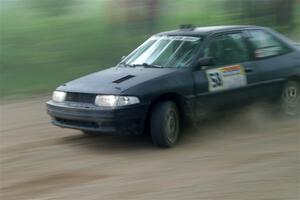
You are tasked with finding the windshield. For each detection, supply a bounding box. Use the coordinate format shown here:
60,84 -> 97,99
122,35 -> 202,68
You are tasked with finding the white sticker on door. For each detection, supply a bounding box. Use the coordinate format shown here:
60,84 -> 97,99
206,65 -> 247,92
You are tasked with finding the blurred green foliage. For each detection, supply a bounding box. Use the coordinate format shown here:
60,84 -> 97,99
28,0 -> 74,16
0,0 -> 299,100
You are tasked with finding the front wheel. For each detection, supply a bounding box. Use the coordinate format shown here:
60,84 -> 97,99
280,81 -> 300,116
150,101 -> 181,148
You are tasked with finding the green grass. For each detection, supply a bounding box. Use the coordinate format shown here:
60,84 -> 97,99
0,0 -> 299,100
0,2 -> 147,99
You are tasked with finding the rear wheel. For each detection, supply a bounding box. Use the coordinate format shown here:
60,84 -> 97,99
280,81 -> 300,116
150,101 -> 180,148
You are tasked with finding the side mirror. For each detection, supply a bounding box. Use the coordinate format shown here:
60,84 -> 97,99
193,57 -> 214,71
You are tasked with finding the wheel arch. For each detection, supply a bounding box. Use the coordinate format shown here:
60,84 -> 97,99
286,75 -> 300,82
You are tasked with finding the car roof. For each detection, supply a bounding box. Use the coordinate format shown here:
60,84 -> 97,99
156,25 -> 264,37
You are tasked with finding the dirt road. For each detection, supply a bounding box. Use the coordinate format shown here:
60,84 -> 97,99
0,97 -> 299,200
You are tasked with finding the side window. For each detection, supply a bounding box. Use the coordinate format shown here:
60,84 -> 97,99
204,33 -> 250,66
248,30 -> 290,59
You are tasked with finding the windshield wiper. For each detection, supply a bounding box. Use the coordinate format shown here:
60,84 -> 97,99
119,62 -> 134,68
133,63 -> 163,68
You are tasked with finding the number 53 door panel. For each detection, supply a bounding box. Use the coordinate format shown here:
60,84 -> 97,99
192,61 -> 257,118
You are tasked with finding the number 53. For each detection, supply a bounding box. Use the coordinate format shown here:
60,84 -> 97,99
209,72 -> 223,88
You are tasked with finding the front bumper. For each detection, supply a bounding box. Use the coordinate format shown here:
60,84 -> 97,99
46,100 -> 149,135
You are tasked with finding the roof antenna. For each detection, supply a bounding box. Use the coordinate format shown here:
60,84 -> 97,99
179,24 -> 195,30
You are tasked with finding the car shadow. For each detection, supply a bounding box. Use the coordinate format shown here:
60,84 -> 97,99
57,133 -> 157,153
55,102 -> 285,152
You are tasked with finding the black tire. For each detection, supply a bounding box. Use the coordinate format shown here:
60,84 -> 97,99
150,101 -> 181,148
280,81 -> 300,116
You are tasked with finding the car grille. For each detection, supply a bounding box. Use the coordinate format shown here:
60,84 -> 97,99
65,92 -> 96,103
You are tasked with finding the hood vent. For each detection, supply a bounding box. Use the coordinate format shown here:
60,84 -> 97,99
113,75 -> 135,83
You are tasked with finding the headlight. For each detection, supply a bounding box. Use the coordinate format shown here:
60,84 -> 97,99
52,91 -> 66,103
95,95 -> 140,107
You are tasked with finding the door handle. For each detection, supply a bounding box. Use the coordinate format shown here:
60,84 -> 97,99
245,68 -> 254,73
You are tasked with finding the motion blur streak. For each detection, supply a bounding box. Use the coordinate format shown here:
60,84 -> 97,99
0,0 -> 299,100
0,0 -> 300,199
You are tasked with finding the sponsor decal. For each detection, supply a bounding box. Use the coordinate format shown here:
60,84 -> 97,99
206,65 -> 247,92
255,46 -> 281,58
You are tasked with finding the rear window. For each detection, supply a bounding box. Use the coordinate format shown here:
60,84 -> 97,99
248,30 -> 290,59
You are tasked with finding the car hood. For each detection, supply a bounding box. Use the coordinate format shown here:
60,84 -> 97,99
57,66 -> 178,94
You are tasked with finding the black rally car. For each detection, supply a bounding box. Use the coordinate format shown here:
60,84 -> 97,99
47,25 -> 300,147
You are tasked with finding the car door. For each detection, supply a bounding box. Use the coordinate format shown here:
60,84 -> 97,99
192,31 -> 256,119
243,29 -> 296,99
